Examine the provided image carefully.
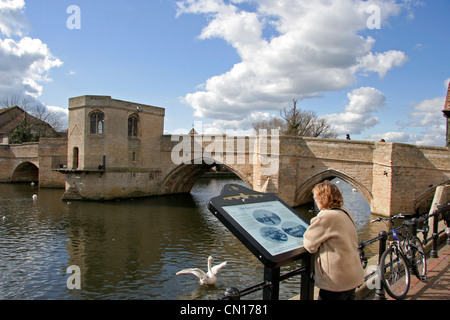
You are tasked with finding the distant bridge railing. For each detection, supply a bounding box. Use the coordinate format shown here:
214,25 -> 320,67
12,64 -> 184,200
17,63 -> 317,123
52,155 -> 68,169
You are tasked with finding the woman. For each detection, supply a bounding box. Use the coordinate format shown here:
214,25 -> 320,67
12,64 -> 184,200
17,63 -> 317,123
303,180 -> 365,300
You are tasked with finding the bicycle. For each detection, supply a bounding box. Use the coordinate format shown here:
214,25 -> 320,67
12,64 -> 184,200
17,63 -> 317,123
370,213 -> 427,300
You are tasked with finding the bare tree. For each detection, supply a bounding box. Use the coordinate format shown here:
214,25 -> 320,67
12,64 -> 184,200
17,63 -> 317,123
1,95 -> 63,131
1,95 -> 30,109
253,99 -> 337,138
1,95 -> 63,143
29,103 -> 64,132
252,117 -> 285,133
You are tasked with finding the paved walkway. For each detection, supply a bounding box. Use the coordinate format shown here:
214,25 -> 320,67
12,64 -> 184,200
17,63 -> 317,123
365,242 -> 450,300
403,243 -> 449,300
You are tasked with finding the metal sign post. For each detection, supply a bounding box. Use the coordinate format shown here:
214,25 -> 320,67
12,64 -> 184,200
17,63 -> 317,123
208,184 -> 312,300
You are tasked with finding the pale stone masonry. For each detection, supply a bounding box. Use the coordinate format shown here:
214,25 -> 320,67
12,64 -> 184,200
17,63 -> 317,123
59,95 -> 449,217
0,139 -> 67,187
1,94 -> 448,217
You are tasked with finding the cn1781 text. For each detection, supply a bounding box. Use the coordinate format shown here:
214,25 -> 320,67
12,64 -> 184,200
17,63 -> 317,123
180,304 -> 268,317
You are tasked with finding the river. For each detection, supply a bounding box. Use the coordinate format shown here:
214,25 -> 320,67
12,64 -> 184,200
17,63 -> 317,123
0,177 -> 386,300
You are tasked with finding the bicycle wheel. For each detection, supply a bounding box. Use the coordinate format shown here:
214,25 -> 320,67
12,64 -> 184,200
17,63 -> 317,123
379,246 -> 410,300
408,236 -> 427,281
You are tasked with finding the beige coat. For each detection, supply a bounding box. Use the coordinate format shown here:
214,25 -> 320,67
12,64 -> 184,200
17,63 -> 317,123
303,208 -> 365,292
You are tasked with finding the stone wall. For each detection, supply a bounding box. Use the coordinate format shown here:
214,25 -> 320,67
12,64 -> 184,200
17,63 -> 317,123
38,138 -> 67,188
278,137 -> 449,216
0,143 -> 39,183
0,140 -> 67,187
58,96 -> 450,216
66,95 -> 164,171
0,145 -> 14,182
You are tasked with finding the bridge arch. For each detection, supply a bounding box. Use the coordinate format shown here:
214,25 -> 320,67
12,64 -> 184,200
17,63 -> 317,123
161,157 -> 251,195
294,169 -> 373,208
413,179 -> 450,213
11,161 -> 39,183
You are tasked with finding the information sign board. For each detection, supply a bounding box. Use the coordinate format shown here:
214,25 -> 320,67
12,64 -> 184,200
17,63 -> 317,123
208,184 -> 310,268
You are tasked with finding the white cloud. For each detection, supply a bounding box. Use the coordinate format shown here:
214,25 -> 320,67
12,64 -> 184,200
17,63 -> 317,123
323,87 -> 386,135
0,0 -> 27,37
46,105 -> 68,116
367,128 -> 445,147
407,97 -> 445,127
167,110 -> 277,135
0,0 -> 64,132
177,0 -> 408,120
368,83 -> 448,146
0,1 -> 63,100
359,50 -> 409,79
0,37 -> 63,98
367,131 -> 415,144
46,105 -> 69,129
401,96 -> 446,146
201,111 -> 278,135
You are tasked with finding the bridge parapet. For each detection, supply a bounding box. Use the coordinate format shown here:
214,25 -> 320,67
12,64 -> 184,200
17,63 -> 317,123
0,139 -> 67,186
275,137 -> 449,217
55,95 -> 450,216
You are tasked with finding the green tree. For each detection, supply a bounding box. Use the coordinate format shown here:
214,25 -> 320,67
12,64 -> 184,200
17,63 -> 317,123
10,114 -> 36,144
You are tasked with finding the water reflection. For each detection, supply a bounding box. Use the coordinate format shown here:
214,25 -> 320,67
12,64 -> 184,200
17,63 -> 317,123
0,177 -> 383,300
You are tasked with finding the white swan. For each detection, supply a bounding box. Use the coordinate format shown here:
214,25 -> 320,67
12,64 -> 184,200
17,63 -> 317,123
32,194 -> 38,200
176,256 -> 227,285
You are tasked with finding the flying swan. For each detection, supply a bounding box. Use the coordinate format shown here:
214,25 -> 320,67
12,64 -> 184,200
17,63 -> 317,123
176,256 -> 227,285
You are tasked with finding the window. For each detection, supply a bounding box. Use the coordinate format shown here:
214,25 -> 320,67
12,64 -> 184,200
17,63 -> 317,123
128,114 -> 138,137
73,147 -> 79,169
90,111 -> 104,134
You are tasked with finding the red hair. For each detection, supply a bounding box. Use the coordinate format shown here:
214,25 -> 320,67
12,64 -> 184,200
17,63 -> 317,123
312,180 -> 344,209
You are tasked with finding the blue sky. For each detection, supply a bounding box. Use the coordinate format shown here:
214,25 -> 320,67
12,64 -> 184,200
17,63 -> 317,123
0,0 -> 449,146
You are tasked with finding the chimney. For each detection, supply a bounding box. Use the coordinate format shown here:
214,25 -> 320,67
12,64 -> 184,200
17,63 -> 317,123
443,82 -> 450,147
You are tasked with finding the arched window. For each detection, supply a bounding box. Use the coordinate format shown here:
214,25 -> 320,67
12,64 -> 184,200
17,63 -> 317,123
128,114 -> 138,137
90,111 -> 104,134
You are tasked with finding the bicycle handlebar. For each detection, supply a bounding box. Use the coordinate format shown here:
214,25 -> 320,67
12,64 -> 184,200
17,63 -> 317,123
370,213 -> 414,223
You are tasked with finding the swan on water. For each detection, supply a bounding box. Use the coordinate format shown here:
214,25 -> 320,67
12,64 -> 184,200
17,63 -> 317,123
176,256 -> 227,285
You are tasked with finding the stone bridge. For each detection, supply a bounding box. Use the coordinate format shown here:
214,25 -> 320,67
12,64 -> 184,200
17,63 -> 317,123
5,95 -> 445,217
57,94 -> 450,217
158,134 -> 450,217
0,139 -> 67,187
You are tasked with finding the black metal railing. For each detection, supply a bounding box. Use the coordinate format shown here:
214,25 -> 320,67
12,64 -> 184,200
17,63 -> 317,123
219,254 -> 314,300
358,202 -> 449,300
218,203 -> 449,301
